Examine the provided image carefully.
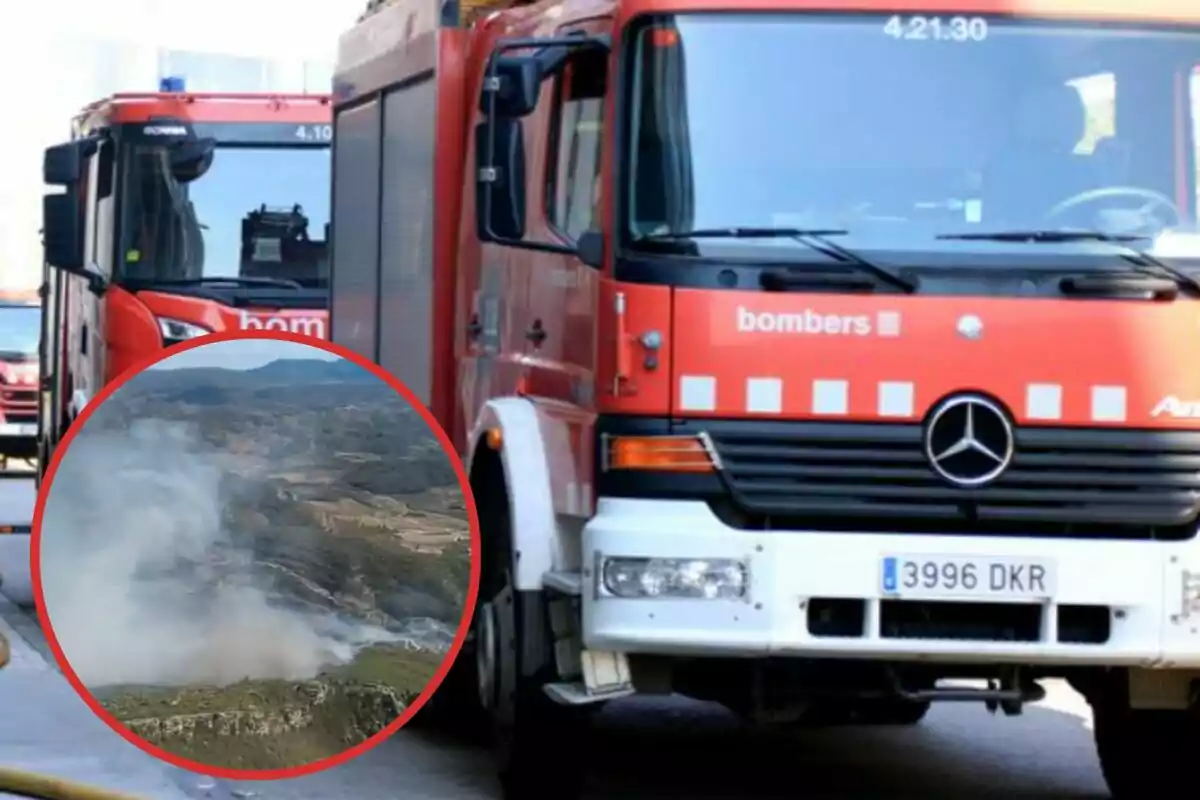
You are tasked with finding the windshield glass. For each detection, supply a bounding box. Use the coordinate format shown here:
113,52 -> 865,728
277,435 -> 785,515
118,145 -> 330,288
625,14 -> 1200,259
0,307 -> 40,357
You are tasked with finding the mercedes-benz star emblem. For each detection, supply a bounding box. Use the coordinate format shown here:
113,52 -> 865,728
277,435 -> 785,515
924,394 -> 1014,487
957,314 -> 984,340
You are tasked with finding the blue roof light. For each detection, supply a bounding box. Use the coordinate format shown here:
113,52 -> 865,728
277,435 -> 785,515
159,76 -> 186,93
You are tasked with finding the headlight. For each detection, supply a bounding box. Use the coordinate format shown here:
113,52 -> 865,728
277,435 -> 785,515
157,317 -> 210,345
601,557 -> 748,600
1181,570 -> 1200,618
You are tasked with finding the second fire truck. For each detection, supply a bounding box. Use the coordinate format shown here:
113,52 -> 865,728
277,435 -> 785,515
38,79 -> 333,478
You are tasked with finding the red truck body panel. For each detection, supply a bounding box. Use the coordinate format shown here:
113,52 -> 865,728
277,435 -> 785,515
331,0 -> 1200,471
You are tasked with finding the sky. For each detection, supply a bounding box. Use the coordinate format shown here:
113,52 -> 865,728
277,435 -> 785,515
5,0 -> 365,293
152,338 -> 340,371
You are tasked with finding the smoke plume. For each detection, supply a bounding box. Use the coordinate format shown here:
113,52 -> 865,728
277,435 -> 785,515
37,418 -> 403,690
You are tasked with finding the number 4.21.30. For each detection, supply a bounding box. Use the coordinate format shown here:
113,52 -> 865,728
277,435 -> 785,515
883,15 -> 989,42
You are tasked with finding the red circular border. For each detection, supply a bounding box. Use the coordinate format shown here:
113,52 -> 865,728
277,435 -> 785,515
29,330 -> 482,781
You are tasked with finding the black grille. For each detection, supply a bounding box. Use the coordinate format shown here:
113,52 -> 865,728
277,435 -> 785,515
694,420 -> 1200,539
1,389 -> 35,403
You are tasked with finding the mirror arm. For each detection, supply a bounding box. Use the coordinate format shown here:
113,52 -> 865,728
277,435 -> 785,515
535,45 -> 573,76
82,263 -> 109,297
535,34 -> 611,75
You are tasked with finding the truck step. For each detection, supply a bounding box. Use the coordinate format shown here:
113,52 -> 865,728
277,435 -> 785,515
542,681 -> 635,706
542,570 -> 582,595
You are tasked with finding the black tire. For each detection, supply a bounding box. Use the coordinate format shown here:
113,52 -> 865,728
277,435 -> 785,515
411,627 -> 488,743
493,586 -> 591,800
472,454 -> 592,800
1093,695 -> 1200,797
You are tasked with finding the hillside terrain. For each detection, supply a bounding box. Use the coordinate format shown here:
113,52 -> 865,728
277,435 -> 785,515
48,356 -> 471,770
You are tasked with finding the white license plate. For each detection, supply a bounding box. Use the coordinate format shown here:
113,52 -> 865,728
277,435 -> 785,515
881,555 -> 1055,601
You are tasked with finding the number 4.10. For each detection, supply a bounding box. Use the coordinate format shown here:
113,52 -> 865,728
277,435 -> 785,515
296,125 -> 333,142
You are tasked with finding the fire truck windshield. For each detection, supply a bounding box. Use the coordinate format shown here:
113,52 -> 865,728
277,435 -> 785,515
117,144 -> 330,290
0,307 -> 39,359
624,14 -> 1200,262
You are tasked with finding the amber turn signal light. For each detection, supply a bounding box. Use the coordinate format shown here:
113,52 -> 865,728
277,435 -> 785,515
605,435 -> 715,473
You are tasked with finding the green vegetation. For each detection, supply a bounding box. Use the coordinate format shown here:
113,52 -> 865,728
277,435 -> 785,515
96,644 -> 443,770
74,357 -> 470,770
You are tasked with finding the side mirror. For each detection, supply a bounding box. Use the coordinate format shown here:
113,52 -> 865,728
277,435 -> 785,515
169,137 -> 216,183
475,120 -> 525,241
43,140 -> 96,187
42,192 -> 109,295
479,56 -> 543,118
42,193 -> 83,272
474,33 -> 610,252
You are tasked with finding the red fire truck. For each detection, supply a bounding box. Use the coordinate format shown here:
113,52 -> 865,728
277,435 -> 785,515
332,0 -> 1200,796
38,80 -> 333,478
0,292 -> 40,465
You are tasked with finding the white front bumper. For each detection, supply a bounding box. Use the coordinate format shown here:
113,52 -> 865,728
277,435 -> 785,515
582,498 -> 1200,667
0,423 -> 36,438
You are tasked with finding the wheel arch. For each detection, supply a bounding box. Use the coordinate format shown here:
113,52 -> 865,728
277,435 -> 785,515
466,397 -> 560,591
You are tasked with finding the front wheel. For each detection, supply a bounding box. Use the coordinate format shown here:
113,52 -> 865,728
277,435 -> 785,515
1093,695 -> 1200,797
471,458 -> 592,800
486,578 -> 592,799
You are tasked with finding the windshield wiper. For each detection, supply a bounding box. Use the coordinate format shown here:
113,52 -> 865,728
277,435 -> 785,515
144,276 -> 305,290
936,229 -> 1200,296
635,227 -> 917,293
936,229 -> 1147,244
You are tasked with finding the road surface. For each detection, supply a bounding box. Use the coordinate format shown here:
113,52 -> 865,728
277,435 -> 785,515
0,598 -> 1111,800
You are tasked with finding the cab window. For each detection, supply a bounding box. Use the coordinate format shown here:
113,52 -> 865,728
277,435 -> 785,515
1193,66 -> 1200,212
546,49 -> 607,240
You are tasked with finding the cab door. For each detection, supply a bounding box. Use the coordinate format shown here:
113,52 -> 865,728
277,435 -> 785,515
63,138 -> 114,419
519,16 -> 609,518
37,262 -> 65,481
520,16 -> 608,407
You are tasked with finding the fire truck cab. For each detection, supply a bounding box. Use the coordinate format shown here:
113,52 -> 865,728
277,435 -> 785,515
38,80 -> 333,478
332,0 -> 1200,796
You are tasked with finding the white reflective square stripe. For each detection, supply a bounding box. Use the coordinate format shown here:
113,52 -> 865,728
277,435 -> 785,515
812,379 -> 849,415
679,375 -> 717,411
1025,383 -> 1063,421
745,377 -> 783,414
1091,385 -> 1127,422
675,376 -> 1138,422
876,311 -> 902,337
877,381 -> 915,417
565,481 -> 579,516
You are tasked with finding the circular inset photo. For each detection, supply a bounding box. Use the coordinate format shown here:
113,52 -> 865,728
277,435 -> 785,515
32,332 -> 479,779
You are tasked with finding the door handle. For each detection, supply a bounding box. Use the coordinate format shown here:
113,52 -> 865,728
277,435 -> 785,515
467,314 -> 483,341
525,319 -> 547,347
